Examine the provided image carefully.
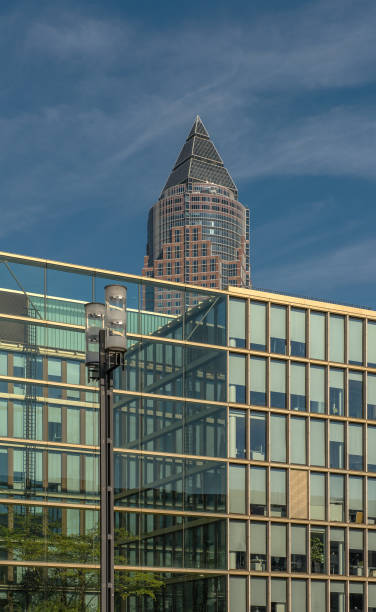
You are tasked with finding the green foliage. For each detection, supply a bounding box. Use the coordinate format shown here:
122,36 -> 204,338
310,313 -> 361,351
0,513 -> 164,611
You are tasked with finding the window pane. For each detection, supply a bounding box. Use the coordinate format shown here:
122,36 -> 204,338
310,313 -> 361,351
250,357 -> 266,406
349,530 -> 364,576
349,476 -> 363,523
369,583 -> 376,609
290,308 -> 306,357
330,581 -> 345,612
251,577 -> 266,609
291,525 -> 307,572
229,464 -> 246,514
330,474 -> 344,522
330,528 -> 345,575
311,473 -> 326,520
271,525 -> 286,571
349,371 -> 363,418
349,423 -> 363,471
250,522 -> 266,571
310,419 -> 326,467
67,407 -> 80,444
292,580 -> 306,612
368,478 -> 376,524
368,532 -> 376,577
229,410 -> 246,459
290,417 -> 306,464
368,373 -> 376,420
250,412 -> 266,461
229,576 -> 246,611
270,305 -> 286,354
229,521 -> 246,569
310,365 -> 326,413
310,311 -> 325,360
330,315 -> 345,363
250,466 -> 267,516
229,354 -> 246,403
311,529 -> 326,575
250,301 -> 266,351
311,581 -> 326,612
270,360 -> 286,409
368,426 -> 376,472
270,468 -> 286,517
270,414 -> 286,462
329,421 -> 344,469
290,362 -> 306,411
368,321 -> 376,368
349,318 -> 363,365
330,368 -> 344,416
229,299 -> 246,348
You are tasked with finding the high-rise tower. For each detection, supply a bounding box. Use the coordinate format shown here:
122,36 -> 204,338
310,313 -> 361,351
142,116 -> 250,314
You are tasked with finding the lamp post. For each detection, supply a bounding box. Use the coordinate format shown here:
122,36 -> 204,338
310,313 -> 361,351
85,285 -> 127,612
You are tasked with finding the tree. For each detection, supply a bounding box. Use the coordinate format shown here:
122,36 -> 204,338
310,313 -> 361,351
0,514 -> 163,611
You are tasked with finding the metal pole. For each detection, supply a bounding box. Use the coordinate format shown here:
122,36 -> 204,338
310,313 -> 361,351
99,329 -> 115,612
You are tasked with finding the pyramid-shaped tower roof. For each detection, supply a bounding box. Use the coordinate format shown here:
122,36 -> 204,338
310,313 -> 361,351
161,116 -> 238,198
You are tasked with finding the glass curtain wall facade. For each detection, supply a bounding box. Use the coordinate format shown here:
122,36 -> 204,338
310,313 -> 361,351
0,252 -> 376,610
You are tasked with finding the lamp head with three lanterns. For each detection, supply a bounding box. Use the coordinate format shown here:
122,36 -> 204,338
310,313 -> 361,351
85,285 -> 127,378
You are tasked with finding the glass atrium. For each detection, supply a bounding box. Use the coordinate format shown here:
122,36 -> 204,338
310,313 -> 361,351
0,251 -> 375,611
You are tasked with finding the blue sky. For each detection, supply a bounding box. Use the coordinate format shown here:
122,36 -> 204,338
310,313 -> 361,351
1,0 -> 376,307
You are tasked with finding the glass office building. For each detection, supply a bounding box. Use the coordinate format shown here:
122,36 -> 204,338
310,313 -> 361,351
0,251 -> 376,611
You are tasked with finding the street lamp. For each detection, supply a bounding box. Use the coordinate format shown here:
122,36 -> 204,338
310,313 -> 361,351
85,285 -> 127,612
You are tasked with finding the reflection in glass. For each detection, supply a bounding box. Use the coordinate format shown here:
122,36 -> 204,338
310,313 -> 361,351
250,301 -> 267,352
370,583 -> 376,612
270,305 -> 286,354
270,360 -> 286,409
349,371 -> 363,418
290,308 -> 306,357
250,521 -> 266,571
229,410 -> 246,459
330,528 -> 345,575
330,368 -> 344,416
250,357 -> 266,406
250,412 -> 266,460
271,525 -> 286,571
290,362 -> 306,411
